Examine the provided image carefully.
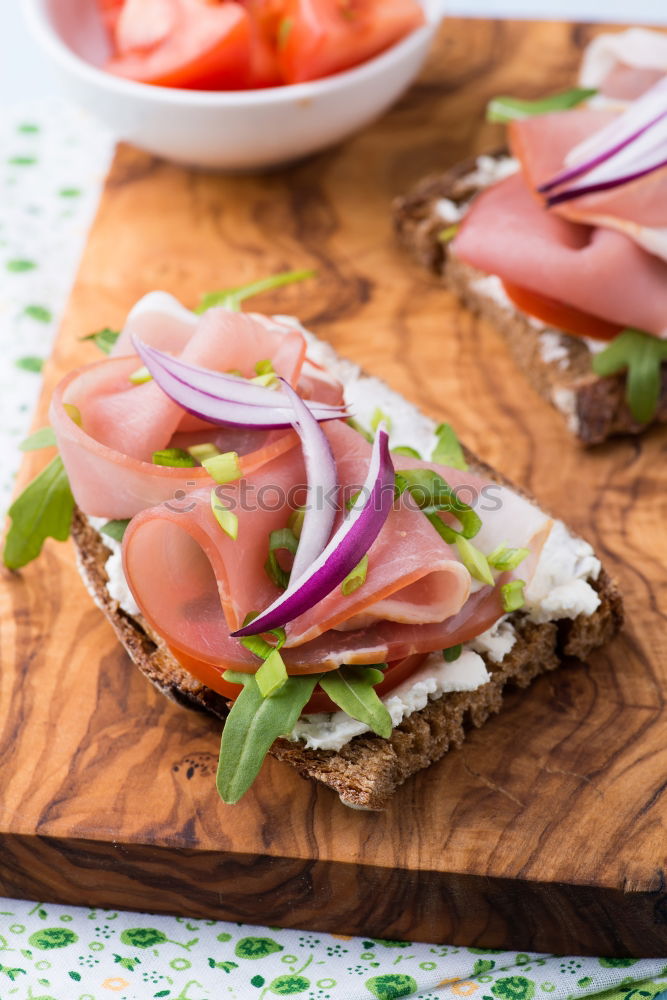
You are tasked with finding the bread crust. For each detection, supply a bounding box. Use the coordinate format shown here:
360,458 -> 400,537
393,156 -> 667,445
71,484 -> 623,810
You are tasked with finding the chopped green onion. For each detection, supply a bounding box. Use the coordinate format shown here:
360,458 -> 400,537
346,417 -> 373,443
152,447 -> 197,468
395,468 -> 481,543
264,528 -> 299,590
187,442 -> 221,463
239,620 -> 287,659
128,365 -> 152,385
288,506 -> 306,539
591,327 -> 667,424
222,669 -> 252,686
195,268 -> 316,314
456,536 -> 495,586
100,519 -> 130,543
255,647 -> 288,698
443,644 -> 462,662
20,426 -> 57,451
501,579 -> 526,613
81,327 -> 120,354
371,408 -> 391,434
202,450 -> 242,484
345,488 -> 362,511
438,224 -> 459,243
255,359 -> 275,376
250,372 -> 279,388
210,489 -> 238,540
486,87 -> 597,124
63,403 -> 82,427
487,543 -> 530,572
432,423 -> 467,470
392,445 -> 421,458
340,554 -> 369,596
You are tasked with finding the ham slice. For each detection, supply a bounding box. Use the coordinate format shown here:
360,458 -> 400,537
123,422 -> 472,642
51,304 -> 314,518
579,28 -> 667,100
51,356 -> 299,518
453,171 -> 667,337
122,420 -> 552,675
510,107 -> 667,264
511,107 -> 667,262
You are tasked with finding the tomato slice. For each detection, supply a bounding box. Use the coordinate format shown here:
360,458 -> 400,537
277,0 -> 425,84
96,0 -> 125,35
501,280 -> 623,343
169,644 -> 428,715
106,0 -> 253,91
243,1 -> 285,87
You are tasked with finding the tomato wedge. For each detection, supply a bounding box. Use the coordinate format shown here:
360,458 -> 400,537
243,0 -> 285,87
106,0 -> 253,90
501,280 -> 623,343
97,0 -> 125,35
277,0 -> 425,84
170,644 -> 428,716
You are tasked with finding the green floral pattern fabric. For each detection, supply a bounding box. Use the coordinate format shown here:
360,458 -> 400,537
0,899 -> 666,1000
2,96 -> 666,1000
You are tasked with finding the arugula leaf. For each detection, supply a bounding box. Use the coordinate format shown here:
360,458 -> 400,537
486,87 -> 597,123
101,519 -> 130,543
591,328 -> 667,424
196,269 -> 316,315
81,327 -> 120,354
3,456 -> 74,570
216,673 -> 320,803
432,423 -> 467,470
319,665 -> 392,738
19,426 -> 57,451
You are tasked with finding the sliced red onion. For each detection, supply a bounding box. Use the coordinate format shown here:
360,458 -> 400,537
132,337 -> 347,429
233,426 -> 395,637
279,379 -> 337,582
538,76 -> 667,202
546,157 -> 667,206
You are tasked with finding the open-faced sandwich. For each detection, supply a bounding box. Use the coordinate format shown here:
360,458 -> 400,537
394,28 -> 667,444
4,274 -> 622,810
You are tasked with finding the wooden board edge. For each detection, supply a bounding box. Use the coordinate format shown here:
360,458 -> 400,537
1,833 -> 666,955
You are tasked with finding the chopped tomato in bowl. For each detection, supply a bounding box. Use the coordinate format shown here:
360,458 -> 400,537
277,0 -> 425,84
27,0 -> 438,169
99,0 -> 426,91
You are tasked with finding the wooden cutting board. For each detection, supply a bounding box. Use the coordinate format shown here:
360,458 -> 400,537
1,18 -> 666,958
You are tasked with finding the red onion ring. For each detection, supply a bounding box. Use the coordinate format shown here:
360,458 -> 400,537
132,337 -> 347,429
233,425 -> 395,637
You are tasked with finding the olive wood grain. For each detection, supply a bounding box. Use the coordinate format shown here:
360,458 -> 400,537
1,18 -> 666,956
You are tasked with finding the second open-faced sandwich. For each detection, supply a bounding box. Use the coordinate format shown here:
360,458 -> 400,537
5,277 -> 622,809
395,29 -> 667,444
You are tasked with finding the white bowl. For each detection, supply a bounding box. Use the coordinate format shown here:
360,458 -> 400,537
25,0 -> 442,171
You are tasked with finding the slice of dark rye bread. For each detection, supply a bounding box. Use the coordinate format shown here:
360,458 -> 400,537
70,443 -> 623,811
393,153 -> 667,446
